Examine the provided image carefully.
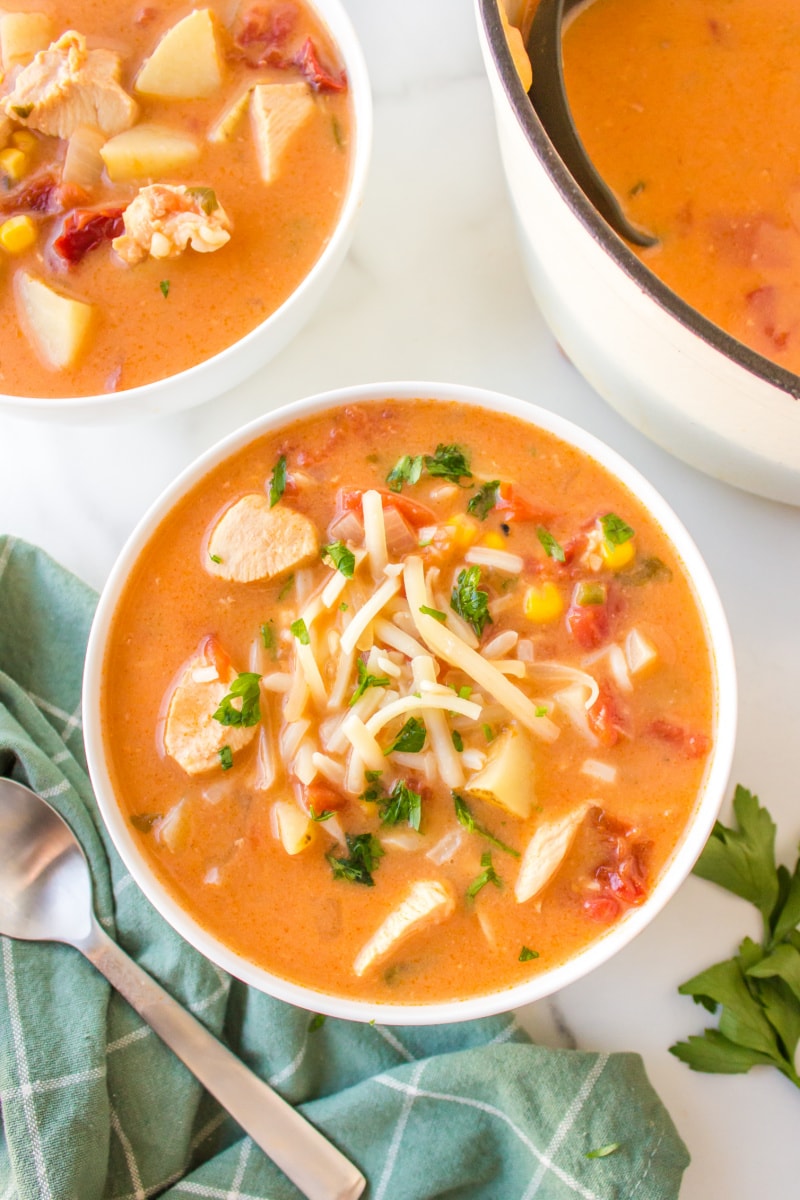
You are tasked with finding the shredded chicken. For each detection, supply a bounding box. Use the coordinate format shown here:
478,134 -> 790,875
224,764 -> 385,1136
2,31 -> 138,139
112,183 -> 232,265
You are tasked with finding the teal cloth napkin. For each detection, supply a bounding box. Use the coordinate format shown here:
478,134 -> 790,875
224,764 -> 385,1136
0,535 -> 690,1200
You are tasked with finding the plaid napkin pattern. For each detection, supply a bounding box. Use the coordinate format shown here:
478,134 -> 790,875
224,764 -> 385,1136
0,535 -> 690,1200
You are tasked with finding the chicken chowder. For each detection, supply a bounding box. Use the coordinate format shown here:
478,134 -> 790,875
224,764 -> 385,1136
0,0 -> 351,397
101,400 -> 715,1004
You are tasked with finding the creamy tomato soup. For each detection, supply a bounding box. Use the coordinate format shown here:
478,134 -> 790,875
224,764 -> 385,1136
556,0 -> 800,374
101,400 -> 714,1005
0,0 -> 351,397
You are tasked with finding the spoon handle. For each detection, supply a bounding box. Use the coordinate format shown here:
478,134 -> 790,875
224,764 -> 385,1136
79,921 -> 365,1200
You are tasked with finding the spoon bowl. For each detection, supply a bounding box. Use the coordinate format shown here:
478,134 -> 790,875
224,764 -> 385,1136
0,774 -> 365,1200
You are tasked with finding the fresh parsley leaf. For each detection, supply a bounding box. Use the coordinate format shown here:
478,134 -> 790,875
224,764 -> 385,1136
309,805 -> 334,822
212,672 -> 262,727
386,453 -> 423,493
424,443 -> 472,484
359,770 -> 385,803
277,573 -> 294,600
218,745 -> 233,771
467,851 -> 502,898
453,793 -> 520,857
327,833 -> 384,886
308,1013 -> 326,1031
323,540 -> 355,577
349,659 -> 390,706
467,480 -> 500,520
536,525 -> 566,563
290,618 -> 310,645
419,604 -> 447,622
209,551 -> 221,563
519,946 -> 539,962
693,785 -> 779,935
159,279 -> 170,299
600,513 -> 634,545
483,723 -> 494,743
384,716 -> 426,755
339,601 -> 349,612
585,1144 -> 621,1159
535,705 -> 549,718
452,730 -> 464,752
260,620 -> 277,657
451,565 -> 492,638
381,780 -> 422,830
268,455 -> 287,508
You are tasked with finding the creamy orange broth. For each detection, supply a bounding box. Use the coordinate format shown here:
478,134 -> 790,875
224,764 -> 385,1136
0,0 -> 350,397
101,401 -> 714,1004
560,0 -> 800,374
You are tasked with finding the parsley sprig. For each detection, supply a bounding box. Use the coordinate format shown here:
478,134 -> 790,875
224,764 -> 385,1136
467,480 -> 500,520
268,455 -> 287,507
323,540 -> 356,577
212,672 -> 262,727
381,780 -> 422,830
453,793 -> 520,857
385,444 -> 472,493
467,851 -> 502,898
451,566 -> 492,638
384,716 -> 426,755
327,833 -> 385,886
349,659 -> 390,706
386,454 -> 423,493
670,785 -> 800,1089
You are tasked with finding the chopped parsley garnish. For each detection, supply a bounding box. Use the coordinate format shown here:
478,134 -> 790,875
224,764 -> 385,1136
339,601 -> 349,611
260,620 -> 277,657
576,581 -> 607,606
186,185 -> 218,214
349,659 -> 390,706
586,1144 -> 621,1159
323,540 -> 356,577
452,730 -> 464,752
386,453 -> 423,493
268,455 -> 287,508
600,512 -> 635,545
453,792 -> 520,857
449,683 -> 473,700
483,723 -> 494,743
209,551 -> 221,563
519,946 -> 539,962
218,745 -> 233,771
130,812 -> 162,833
535,705 -> 549,718
670,785 -> 800,1090
159,279 -> 170,299
331,115 -> 344,147
11,104 -> 33,118
384,716 -> 427,755
277,573 -> 295,600
536,525 -> 566,563
451,565 -> 492,637
359,770 -> 384,803
424,443 -> 472,484
327,833 -> 384,886
309,805 -> 334,822
467,480 -> 500,520
212,672 -> 262,727
419,604 -> 447,622
467,851 -> 502,898
381,780 -> 422,830
309,1012 -> 326,1031
290,618 -> 310,644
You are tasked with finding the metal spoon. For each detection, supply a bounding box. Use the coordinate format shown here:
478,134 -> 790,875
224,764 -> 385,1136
0,775 -> 365,1200
526,0 -> 658,247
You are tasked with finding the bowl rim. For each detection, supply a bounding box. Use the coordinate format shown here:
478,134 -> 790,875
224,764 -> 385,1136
0,0 -> 373,415
476,0 -> 800,403
82,380 -> 738,1025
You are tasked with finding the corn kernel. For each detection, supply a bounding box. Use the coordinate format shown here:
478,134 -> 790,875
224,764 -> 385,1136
0,146 -> 27,183
482,531 -> 506,550
0,214 -> 37,254
445,513 -> 480,549
11,130 -> 37,153
524,581 -> 564,623
600,537 -> 636,571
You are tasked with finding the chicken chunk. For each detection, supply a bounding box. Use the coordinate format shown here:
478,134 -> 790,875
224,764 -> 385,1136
206,494 -> 320,584
2,31 -> 138,139
112,183 -> 231,265
163,637 -> 257,775
353,881 -> 455,977
250,81 -> 315,184
514,803 -> 591,904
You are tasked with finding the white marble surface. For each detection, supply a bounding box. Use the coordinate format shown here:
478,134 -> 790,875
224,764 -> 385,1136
1,1 -> 799,1195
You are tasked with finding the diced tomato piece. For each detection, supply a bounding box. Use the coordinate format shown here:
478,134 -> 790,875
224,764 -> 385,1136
0,172 -> 60,216
581,809 -> 650,920
566,593 -> 609,648
52,207 -> 124,265
494,481 -> 553,523
235,1 -> 297,47
304,781 -> 347,815
649,719 -> 710,759
294,37 -> 347,92
745,285 -> 791,351
587,680 -> 628,747
338,488 -> 436,528
583,895 -> 620,922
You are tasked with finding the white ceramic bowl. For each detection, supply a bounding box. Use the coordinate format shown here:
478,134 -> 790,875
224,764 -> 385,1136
2,0 -> 371,424
83,380 -> 737,1025
475,0 -> 800,506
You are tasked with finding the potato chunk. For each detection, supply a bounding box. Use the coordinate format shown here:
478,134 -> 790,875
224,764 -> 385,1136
465,726 -> 534,818
354,881 -> 455,977
0,11 -> 53,70
135,9 -> 222,99
164,637 -> 257,775
207,494 -> 319,584
250,81 -> 315,184
514,804 -> 591,904
208,86 -> 251,144
100,123 -> 201,182
272,801 -> 315,855
15,272 -> 93,370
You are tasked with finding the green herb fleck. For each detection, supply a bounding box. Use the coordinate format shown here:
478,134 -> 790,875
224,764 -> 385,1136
452,730 -> 464,752
381,780 -> 422,830
359,769 -> 384,803
384,716 -> 427,755
453,793 -> 520,857
424,443 -> 472,484
332,115 -> 344,148
339,601 -> 349,611
467,480 -> 500,520
309,805 -> 334,822
277,573 -> 295,601
308,1013 -> 326,1031
386,453 -> 423,493
10,104 -> 33,118
290,618 -> 310,645
219,745 -> 233,771
323,540 -> 356,577
268,455 -> 287,508
537,525 -> 566,563
586,1143 -> 621,1159
620,556 -> 672,587
349,658 -> 391,706
535,705 -> 549,718
212,672 -> 262,727
519,946 -> 539,962
467,851 -> 502,898
600,513 -> 635,545
159,279 -> 170,299
130,812 -> 162,833
260,620 -> 277,658
186,186 -> 218,214
451,565 -> 492,638
209,551 -> 221,563
483,723 -> 494,743
327,833 -> 384,886
420,604 -> 447,622
629,179 -> 646,196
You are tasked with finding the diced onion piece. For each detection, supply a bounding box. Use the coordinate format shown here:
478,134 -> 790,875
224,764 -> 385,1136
381,829 -> 420,852
465,726 -> 534,818
426,828 -> 463,865
374,617 -> 428,660
581,758 -> 617,784
272,800 -> 315,855
365,691 -> 482,737
515,804 -> 591,903
477,910 -> 496,947
552,685 -> 598,745
625,628 -> 658,676
465,546 -> 524,574
516,638 -> 534,662
354,881 -> 455,976
412,655 -> 464,789
292,740 -> 317,786
328,510 -> 363,545
154,799 -> 188,852
483,630 -> 519,659
339,575 -> 401,655
342,713 -> 385,772
404,556 -> 558,741
362,490 -> 388,578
